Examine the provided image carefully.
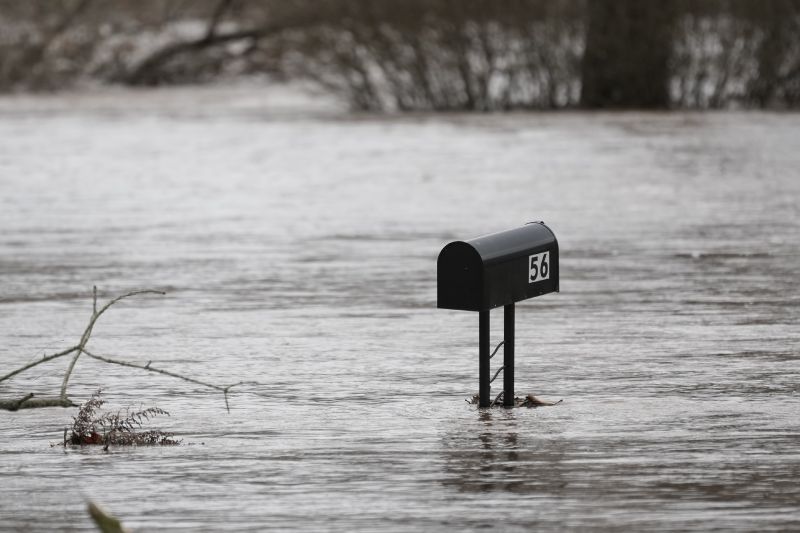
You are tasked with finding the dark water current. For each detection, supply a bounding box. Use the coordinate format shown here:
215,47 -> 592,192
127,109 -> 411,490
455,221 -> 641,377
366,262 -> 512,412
1,88 -> 799,531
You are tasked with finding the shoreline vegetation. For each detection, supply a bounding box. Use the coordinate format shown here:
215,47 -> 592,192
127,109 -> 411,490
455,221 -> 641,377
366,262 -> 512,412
0,0 -> 798,111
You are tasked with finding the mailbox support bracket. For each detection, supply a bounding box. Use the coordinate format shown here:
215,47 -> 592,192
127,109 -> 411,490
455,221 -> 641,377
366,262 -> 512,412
478,304 -> 516,408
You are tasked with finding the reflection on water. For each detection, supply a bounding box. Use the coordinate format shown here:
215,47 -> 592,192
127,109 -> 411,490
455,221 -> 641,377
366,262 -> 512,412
1,89 -> 799,531
443,410 -> 568,495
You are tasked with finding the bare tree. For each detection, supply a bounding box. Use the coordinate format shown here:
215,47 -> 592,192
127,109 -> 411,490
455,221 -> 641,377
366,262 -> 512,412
1,0 -> 798,109
0,0 -> 96,91
747,0 -> 800,106
580,0 -> 678,108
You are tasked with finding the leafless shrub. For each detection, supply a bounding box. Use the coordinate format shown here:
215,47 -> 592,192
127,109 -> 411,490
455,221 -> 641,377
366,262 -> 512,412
671,1 -> 800,109
66,389 -> 180,448
276,0 -> 583,111
0,0 -> 99,91
672,13 -> 756,108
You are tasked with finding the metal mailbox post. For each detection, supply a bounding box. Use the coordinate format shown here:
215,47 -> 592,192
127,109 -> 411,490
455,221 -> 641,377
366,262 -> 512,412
437,222 -> 559,407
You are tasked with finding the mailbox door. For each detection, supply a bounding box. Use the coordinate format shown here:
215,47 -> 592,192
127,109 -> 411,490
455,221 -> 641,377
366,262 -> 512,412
437,241 -> 483,311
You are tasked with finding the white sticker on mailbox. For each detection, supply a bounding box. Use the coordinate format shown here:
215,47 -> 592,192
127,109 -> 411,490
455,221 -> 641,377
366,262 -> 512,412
529,251 -> 550,283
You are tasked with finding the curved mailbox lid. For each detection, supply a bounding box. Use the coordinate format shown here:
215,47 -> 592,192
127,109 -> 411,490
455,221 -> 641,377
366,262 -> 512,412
467,222 -> 558,266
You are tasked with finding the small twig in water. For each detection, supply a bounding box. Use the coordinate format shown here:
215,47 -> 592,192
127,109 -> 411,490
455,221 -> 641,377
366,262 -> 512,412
222,381 -> 258,413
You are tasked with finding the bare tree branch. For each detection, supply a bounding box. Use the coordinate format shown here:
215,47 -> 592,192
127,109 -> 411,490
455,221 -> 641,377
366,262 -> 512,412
82,349 -> 222,391
0,345 -> 79,385
1,286 -> 260,412
123,26 -> 272,85
81,349 -> 257,413
59,289 -> 166,400
4,393 -> 34,411
0,396 -> 74,410
205,0 -> 235,41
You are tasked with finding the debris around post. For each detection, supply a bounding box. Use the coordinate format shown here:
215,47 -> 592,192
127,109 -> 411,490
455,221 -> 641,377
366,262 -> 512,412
467,392 -> 563,408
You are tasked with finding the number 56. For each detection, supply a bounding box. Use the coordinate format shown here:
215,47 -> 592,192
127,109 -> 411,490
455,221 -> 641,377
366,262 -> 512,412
529,251 -> 550,283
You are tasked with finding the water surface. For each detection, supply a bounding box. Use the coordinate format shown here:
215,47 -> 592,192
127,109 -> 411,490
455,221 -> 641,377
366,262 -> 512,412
1,87 -> 799,531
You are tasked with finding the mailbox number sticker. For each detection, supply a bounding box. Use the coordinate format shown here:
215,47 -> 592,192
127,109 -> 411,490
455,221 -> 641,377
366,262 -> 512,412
529,252 -> 550,283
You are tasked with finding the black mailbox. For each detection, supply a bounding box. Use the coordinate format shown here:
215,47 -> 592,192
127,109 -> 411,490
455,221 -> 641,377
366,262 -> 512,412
437,222 -> 559,408
438,222 -> 559,311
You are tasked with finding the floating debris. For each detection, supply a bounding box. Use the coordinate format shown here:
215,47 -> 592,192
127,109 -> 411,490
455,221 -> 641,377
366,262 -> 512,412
467,392 -> 563,408
87,501 -> 129,533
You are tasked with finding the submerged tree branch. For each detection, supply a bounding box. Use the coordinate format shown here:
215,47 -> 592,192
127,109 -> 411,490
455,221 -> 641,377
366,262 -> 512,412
81,349 -> 256,412
3,393 -> 34,411
59,288 -> 166,401
0,396 -> 75,410
1,286 -> 260,412
0,345 -> 79,384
